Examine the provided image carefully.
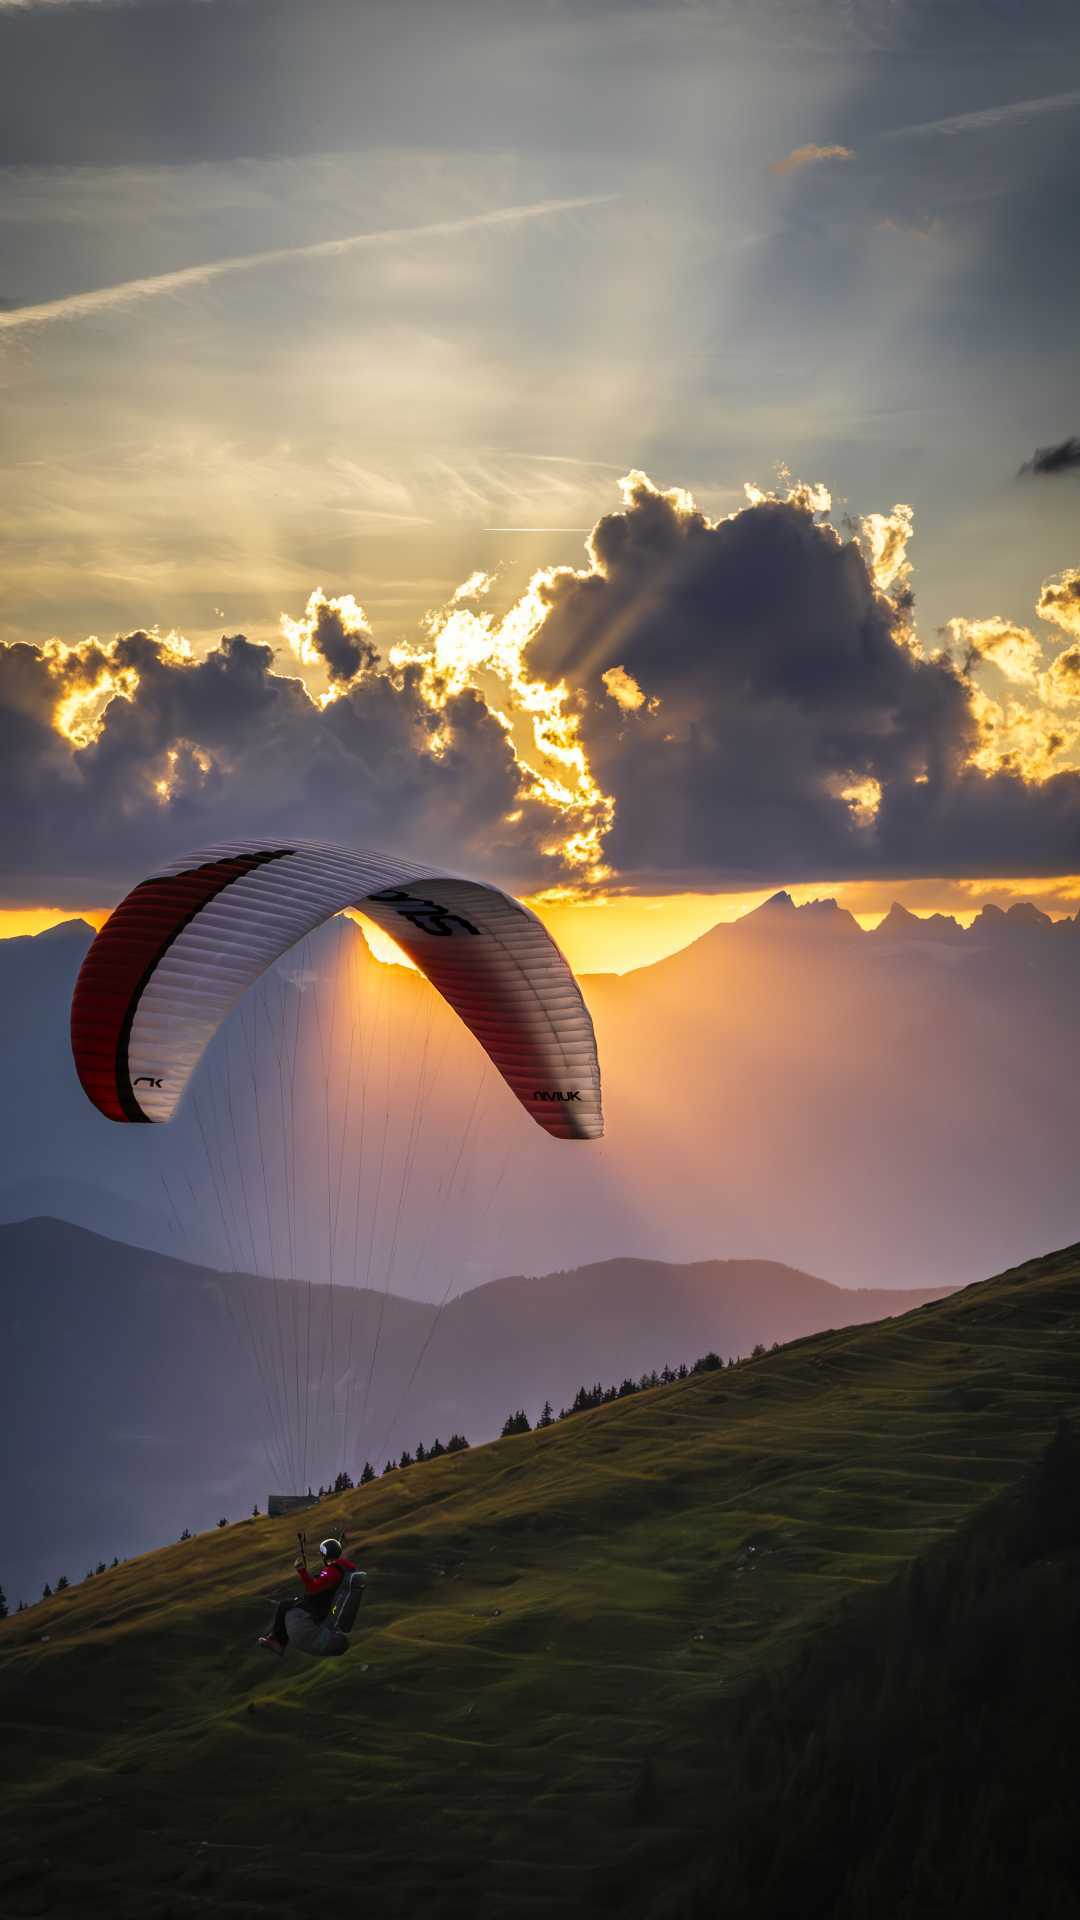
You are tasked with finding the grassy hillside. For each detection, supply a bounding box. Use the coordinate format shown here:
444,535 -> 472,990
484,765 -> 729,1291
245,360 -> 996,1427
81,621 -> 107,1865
680,1413 -> 1080,1920
2,1241 -> 1079,1919
4,1216 -> 951,1604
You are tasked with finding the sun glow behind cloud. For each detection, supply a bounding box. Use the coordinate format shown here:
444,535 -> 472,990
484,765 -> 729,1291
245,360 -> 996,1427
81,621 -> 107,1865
9,469 -> 1080,959
386,575 -> 616,881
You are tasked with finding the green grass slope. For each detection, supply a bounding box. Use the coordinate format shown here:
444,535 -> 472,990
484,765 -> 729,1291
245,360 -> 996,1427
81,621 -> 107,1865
2,1242 -> 1080,1920
680,1414 -> 1080,1920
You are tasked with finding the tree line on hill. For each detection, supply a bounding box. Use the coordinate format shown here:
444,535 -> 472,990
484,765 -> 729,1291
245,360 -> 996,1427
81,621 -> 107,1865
1,1345 -> 762,1612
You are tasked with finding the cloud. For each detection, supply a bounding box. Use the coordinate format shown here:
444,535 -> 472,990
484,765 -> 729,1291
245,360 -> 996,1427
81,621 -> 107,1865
943,615 -> 1043,687
769,143 -> 854,177
0,195 -> 616,334
5,469 -> 1080,907
885,87 -> 1080,140
518,471 -> 1080,887
1019,436 -> 1080,478
281,591 -> 377,690
1037,568 -> 1080,638
0,624 -> 560,906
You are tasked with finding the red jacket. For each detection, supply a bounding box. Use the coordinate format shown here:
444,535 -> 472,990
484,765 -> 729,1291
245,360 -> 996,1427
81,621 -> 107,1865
297,1555 -> 355,1597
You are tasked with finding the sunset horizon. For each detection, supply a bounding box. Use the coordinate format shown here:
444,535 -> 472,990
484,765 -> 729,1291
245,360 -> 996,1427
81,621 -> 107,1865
4,3 -> 1079,1914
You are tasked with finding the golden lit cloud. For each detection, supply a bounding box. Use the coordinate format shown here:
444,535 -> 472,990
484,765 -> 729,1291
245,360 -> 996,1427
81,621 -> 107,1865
834,774 -> 883,827
945,614 -> 1044,686
14,469 -> 1080,921
743,474 -> 832,513
1044,645 -> 1080,706
389,572 -> 616,881
602,664 -> 657,714
769,144 -> 854,177
1037,567 -> 1080,639
965,683 -> 1072,781
280,588 -> 376,702
451,570 -> 497,604
44,631 -> 189,746
859,503 -> 915,597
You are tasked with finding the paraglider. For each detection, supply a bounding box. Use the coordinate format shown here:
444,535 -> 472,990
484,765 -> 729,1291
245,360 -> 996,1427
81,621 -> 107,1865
70,837 -> 603,1139
67,838 -> 604,1595
258,1535 -> 365,1659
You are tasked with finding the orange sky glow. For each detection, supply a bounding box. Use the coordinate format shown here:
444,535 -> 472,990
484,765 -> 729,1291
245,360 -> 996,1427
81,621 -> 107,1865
4,873 -> 1079,975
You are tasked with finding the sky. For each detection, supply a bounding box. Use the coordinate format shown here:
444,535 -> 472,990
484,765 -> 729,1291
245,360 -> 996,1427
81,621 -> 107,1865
3,0 -> 1080,971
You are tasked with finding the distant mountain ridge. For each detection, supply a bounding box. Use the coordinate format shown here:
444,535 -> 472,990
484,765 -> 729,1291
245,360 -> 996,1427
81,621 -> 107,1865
0,1216 -> 953,1600
624,886 -> 1076,964
1,893 -> 1078,1291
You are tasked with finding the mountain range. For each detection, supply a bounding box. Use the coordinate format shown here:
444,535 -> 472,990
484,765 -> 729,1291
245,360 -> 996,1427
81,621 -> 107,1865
1,892 -> 1078,1292
1,1215 -> 951,1602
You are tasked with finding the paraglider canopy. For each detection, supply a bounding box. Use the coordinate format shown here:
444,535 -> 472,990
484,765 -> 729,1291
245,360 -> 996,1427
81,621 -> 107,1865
70,838 -> 603,1141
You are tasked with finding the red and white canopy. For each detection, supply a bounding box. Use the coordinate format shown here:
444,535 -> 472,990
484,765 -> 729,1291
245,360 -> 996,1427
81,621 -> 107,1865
70,839 -> 602,1141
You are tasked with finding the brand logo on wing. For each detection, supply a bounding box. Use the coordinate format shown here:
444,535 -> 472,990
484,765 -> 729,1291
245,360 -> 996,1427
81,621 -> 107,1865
368,888 -> 481,938
533,1090 -> 582,1102
133,1075 -> 164,1089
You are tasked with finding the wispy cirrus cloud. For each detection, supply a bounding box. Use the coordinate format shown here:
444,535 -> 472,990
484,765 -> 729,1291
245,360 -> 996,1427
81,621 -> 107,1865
885,87 -> 1080,140
769,143 -> 854,177
0,194 -> 616,334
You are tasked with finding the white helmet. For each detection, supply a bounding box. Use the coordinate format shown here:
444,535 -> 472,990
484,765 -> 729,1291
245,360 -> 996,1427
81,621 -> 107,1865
319,1537 -> 343,1560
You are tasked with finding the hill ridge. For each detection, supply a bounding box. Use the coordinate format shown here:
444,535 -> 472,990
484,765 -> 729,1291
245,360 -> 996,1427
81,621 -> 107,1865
3,1239 -> 1079,1919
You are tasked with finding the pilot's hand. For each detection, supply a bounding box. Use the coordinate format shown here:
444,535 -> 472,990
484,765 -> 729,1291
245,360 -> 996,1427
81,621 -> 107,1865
294,1556 -> 307,1571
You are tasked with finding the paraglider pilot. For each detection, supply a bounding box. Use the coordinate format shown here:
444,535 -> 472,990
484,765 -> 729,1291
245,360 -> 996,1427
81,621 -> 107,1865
259,1536 -> 359,1657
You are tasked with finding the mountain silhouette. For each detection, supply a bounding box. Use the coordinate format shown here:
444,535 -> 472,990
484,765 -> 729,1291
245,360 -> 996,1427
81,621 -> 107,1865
1,898 -> 1078,1290
1,1216 -> 951,1600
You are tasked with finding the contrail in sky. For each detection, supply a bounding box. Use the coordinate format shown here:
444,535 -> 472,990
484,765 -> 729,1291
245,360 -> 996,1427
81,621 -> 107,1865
884,87 -> 1080,139
0,194 -> 616,333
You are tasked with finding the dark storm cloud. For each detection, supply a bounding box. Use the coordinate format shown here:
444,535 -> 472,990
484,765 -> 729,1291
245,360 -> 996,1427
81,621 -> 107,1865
302,597 -> 377,686
1019,436 -> 1080,478
525,474 -> 1080,886
0,628 -> 551,905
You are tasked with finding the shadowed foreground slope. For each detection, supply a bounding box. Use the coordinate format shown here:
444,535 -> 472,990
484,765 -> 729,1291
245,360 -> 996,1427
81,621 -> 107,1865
681,1412 -> 1080,1920
2,1242 -> 1079,1919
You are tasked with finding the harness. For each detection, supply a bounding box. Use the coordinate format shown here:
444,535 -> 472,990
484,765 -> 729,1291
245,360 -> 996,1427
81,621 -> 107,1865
302,1555 -> 357,1622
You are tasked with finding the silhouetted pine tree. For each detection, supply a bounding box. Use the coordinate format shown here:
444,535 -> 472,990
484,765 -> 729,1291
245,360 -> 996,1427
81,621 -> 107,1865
217,1518 -> 228,1529
446,1433 -> 469,1453
333,1470 -> 354,1493
415,1442 -> 427,1463
501,1409 -> 531,1436
359,1461 -> 376,1484
429,1438 -> 446,1458
398,1450 -> 414,1469
383,1459 -> 396,1474
56,1575 -> 69,1591
0,1586 -> 7,1620
42,1582 -> 52,1599
537,1400 -> 555,1428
